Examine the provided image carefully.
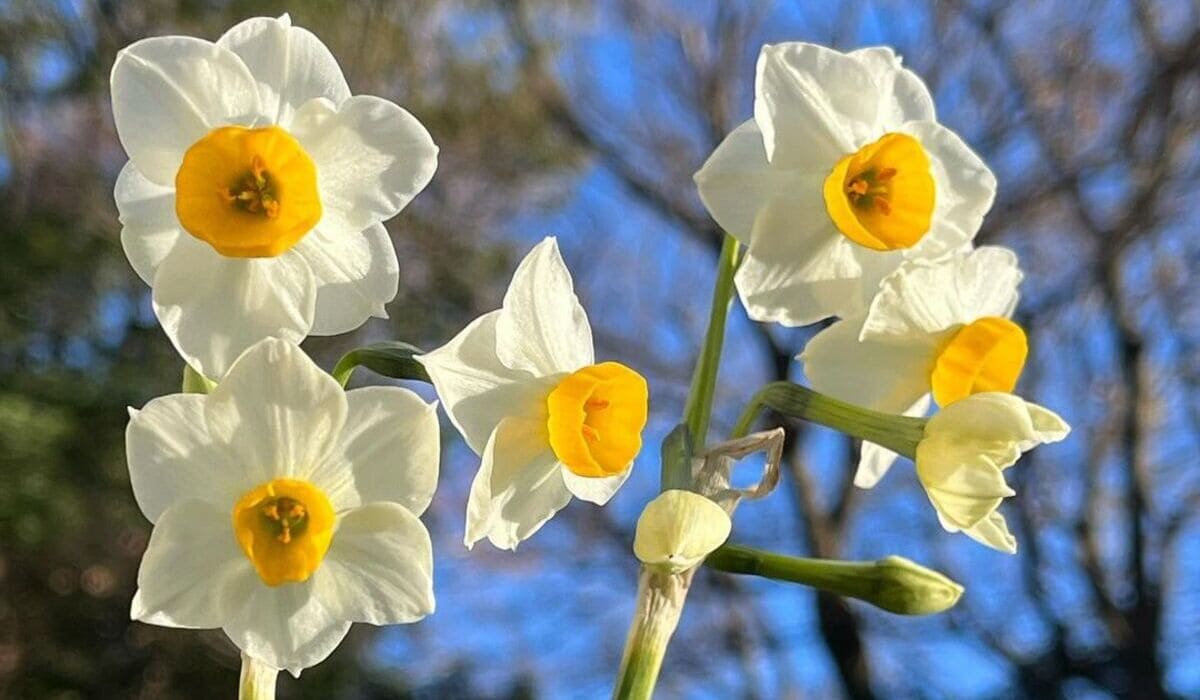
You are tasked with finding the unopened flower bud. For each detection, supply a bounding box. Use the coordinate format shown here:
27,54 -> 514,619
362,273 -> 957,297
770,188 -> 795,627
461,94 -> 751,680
634,490 -> 731,573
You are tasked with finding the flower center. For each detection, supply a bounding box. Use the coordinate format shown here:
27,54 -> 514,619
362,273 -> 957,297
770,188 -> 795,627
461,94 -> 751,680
232,478 -> 335,587
822,132 -> 935,251
546,362 -> 649,478
175,126 -> 321,258
930,316 -> 1028,407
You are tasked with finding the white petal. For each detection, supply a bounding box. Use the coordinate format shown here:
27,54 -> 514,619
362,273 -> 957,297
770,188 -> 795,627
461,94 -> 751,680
115,161 -> 182,285
900,120 -> 996,251
312,503 -> 434,625
496,237 -> 595,375
1026,403 -> 1071,445
693,119 -> 781,242
221,571 -> 349,677
960,511 -> 1018,553
132,499 -> 249,629
126,394 -> 243,521
205,338 -> 348,482
853,394 -> 931,488
218,15 -> 351,125
801,316 -> 935,414
294,222 -> 398,336
307,387 -> 440,515
465,417 -> 570,550
735,193 -> 866,326
417,311 -> 553,454
561,466 -> 631,506
151,236 -> 317,378
292,95 -> 438,231
849,47 -> 936,126
110,36 -> 261,185
926,392 -> 1069,452
862,247 -> 1023,341
916,430 -> 1016,529
633,490 -> 732,572
754,42 -> 876,167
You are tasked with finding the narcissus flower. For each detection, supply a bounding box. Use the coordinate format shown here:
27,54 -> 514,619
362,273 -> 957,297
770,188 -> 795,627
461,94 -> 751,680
112,14 -> 438,377
634,490 -> 731,573
126,338 -> 439,675
695,43 -> 996,326
417,237 -> 649,550
915,392 -> 1069,552
803,247 -> 1026,487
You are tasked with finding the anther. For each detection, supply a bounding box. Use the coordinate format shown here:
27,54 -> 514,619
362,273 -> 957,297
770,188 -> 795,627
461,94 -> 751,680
581,425 -> 601,443
585,397 -> 611,411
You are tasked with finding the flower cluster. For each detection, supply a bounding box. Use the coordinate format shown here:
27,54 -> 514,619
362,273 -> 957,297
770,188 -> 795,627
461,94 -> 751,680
696,43 -> 1069,552
109,16 -> 1069,696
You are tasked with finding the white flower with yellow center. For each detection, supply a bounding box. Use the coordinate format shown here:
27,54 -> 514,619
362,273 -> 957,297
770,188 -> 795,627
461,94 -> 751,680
694,43 -> 996,326
417,237 -> 649,550
126,338 -> 439,675
915,392 -> 1069,552
112,14 -> 438,378
802,246 -> 1027,487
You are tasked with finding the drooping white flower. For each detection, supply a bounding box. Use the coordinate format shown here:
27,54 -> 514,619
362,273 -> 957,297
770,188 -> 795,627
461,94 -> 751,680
126,338 -> 439,675
633,490 -> 731,573
802,246 -> 1027,487
915,392 -> 1069,553
417,237 -> 649,550
694,43 -> 996,326
112,14 -> 438,378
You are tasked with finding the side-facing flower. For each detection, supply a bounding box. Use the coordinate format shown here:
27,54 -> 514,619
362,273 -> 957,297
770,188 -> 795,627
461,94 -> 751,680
633,490 -> 731,574
417,237 -> 649,550
112,14 -> 438,378
915,392 -> 1069,552
695,43 -> 996,326
126,338 -> 439,675
802,246 -> 1026,486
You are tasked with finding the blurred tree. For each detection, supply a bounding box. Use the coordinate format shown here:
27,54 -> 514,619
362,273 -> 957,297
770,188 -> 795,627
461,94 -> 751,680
3,0 -> 1200,698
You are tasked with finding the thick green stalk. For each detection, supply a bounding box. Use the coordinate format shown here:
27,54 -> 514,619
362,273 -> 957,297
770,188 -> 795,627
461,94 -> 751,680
730,381 -> 926,457
612,571 -> 690,700
681,234 -> 740,457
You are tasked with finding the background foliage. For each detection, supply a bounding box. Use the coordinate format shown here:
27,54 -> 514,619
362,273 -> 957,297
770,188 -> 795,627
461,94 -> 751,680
1,1 -> 1198,698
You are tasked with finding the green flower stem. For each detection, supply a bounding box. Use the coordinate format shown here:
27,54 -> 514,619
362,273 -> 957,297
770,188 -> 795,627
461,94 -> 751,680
612,570 -> 690,700
680,234 -> 740,462
730,381 -> 926,457
181,365 -> 215,394
332,341 -> 430,388
705,544 -> 963,616
238,653 -> 277,700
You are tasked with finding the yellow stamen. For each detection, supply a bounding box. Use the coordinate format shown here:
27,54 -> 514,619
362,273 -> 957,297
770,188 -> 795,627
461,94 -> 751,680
232,478 -> 335,587
823,132 -> 935,251
546,362 -> 649,478
175,126 -> 321,258
930,317 -> 1028,406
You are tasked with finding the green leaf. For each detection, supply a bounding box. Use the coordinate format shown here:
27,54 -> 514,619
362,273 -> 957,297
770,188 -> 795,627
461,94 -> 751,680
332,342 -> 431,387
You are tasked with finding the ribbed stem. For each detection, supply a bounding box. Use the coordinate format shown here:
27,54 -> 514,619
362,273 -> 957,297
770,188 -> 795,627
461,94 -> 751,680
680,234 -> 740,455
731,381 -> 926,457
612,571 -> 689,700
